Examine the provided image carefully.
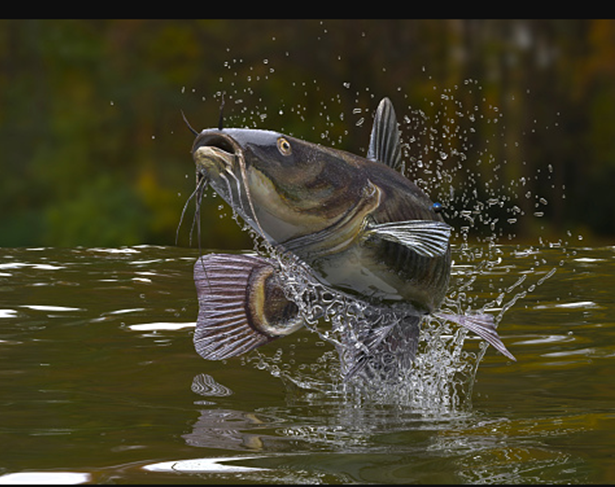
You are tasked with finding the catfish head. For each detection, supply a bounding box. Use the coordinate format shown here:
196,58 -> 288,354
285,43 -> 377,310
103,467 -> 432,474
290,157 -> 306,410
191,128 -> 377,246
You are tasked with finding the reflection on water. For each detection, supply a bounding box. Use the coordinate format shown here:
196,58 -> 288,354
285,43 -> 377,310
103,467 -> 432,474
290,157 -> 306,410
191,373 -> 234,399
0,245 -> 614,483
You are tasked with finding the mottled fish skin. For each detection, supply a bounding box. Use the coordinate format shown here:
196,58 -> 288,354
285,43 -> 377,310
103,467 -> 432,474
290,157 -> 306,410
278,149 -> 452,312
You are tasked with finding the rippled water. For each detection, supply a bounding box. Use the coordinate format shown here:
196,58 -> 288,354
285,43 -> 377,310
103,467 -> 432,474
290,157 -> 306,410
0,244 -> 614,484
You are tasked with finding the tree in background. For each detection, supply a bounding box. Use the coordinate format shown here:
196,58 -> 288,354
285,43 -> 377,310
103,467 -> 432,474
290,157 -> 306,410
0,20 -> 612,248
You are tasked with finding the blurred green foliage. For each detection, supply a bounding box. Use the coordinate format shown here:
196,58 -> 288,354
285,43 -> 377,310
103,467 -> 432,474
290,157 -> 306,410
1,19 -> 614,248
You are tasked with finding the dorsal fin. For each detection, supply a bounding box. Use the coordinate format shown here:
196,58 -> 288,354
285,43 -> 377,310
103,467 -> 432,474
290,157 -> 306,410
367,97 -> 402,171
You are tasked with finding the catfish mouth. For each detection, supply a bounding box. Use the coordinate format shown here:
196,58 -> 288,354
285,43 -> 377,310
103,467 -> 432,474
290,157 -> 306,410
177,131 -> 248,248
192,130 -> 238,153
193,132 -> 241,181
192,132 -> 240,167
189,130 -> 266,241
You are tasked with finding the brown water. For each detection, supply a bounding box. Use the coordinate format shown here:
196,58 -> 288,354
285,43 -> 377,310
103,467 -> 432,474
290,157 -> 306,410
0,243 -> 614,484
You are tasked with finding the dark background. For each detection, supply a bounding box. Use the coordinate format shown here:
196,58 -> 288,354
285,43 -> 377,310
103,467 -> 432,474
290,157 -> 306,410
2,19 -> 614,248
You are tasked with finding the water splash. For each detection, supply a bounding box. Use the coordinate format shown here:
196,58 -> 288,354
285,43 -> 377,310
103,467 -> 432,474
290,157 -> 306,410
233,242 -> 483,413
187,67 -> 572,413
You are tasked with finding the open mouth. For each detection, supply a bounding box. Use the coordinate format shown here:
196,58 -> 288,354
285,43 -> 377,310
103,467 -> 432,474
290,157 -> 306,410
191,131 -> 253,225
188,129 -> 265,245
193,132 -> 241,185
192,132 -> 238,158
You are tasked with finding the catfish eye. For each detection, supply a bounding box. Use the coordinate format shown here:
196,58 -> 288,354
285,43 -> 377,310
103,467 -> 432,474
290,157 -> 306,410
277,137 -> 292,156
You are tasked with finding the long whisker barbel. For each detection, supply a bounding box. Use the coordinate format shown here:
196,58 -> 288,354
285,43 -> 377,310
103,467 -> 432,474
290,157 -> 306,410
218,92 -> 225,131
179,174 -> 212,291
176,175 -> 208,246
193,178 -> 214,292
181,110 -> 199,136
189,177 -> 208,247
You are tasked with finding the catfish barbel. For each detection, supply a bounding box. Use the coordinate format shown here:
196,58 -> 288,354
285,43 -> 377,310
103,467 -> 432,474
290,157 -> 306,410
187,97 -> 515,371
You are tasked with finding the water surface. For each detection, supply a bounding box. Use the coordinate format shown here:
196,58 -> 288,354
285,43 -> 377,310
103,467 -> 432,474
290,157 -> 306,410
0,244 -> 614,484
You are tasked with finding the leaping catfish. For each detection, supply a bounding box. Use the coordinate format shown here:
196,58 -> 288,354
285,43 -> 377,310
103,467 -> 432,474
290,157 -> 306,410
187,97 -> 515,371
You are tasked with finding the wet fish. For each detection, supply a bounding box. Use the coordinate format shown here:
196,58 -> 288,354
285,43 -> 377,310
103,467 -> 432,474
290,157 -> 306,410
192,253 -> 303,360
189,97 -> 515,367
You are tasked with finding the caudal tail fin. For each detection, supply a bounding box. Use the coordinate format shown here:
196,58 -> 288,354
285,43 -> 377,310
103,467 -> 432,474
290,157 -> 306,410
193,253 -> 303,360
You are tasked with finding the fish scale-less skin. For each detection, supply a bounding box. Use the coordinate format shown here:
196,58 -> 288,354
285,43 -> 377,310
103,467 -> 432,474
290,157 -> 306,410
363,160 -> 450,310
281,153 -> 450,310
194,127 -> 449,311
366,238 -> 450,311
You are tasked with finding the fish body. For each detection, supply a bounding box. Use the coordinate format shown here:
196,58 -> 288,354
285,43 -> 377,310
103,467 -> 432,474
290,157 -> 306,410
282,153 -> 452,313
190,98 -> 515,367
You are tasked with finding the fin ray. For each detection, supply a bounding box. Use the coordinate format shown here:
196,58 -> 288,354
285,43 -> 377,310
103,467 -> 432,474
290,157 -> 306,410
193,253 -> 276,360
434,312 -> 516,361
367,97 -> 402,170
365,219 -> 451,258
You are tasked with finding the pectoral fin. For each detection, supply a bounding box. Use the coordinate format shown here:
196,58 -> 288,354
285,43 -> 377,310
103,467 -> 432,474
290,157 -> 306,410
193,253 -> 303,361
365,219 -> 451,258
434,312 -> 516,361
